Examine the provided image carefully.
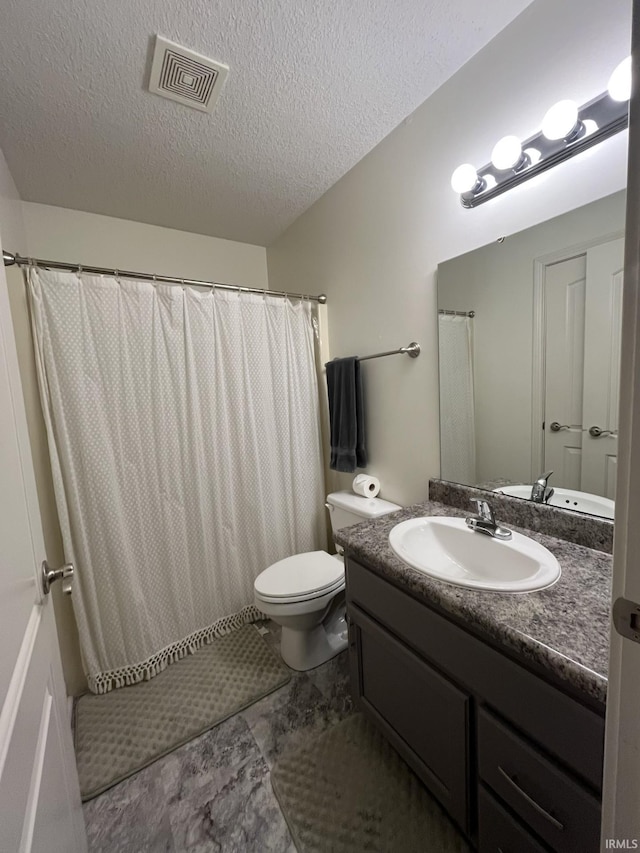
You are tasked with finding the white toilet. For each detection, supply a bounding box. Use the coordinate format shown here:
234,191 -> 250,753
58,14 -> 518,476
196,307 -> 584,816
254,490 -> 400,670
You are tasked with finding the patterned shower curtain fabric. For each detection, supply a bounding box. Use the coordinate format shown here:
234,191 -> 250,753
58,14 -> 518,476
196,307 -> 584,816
438,313 -> 477,485
28,268 -> 326,693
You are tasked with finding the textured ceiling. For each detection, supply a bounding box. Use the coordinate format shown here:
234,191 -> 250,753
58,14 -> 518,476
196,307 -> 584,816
0,0 -> 532,246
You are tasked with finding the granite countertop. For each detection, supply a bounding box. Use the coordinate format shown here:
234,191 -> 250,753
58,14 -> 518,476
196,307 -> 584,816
335,499 -> 612,706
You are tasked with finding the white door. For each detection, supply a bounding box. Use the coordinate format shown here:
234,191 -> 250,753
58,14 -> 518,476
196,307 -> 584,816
543,240 -> 623,499
543,253 -> 586,487
0,262 -> 86,849
581,238 -> 624,499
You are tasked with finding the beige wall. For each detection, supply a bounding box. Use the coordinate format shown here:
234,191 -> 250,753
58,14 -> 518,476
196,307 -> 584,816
267,0 -> 631,507
0,149 -> 27,252
6,201 -> 269,696
438,190 -> 627,487
20,203 -> 268,288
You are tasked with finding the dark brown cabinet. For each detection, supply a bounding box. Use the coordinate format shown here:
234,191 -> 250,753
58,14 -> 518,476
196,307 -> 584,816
351,604 -> 469,830
478,786 -> 549,853
345,555 -> 605,852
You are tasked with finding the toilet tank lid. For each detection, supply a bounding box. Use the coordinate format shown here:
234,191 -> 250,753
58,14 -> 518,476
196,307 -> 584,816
326,490 -> 402,518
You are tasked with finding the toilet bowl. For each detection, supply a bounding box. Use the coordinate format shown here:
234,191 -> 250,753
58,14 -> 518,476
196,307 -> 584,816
254,491 -> 400,670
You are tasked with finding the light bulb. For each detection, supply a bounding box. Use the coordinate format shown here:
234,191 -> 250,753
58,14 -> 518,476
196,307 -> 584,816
482,175 -> 497,190
491,136 -> 523,170
608,56 -> 632,102
542,100 -> 579,140
451,163 -> 480,194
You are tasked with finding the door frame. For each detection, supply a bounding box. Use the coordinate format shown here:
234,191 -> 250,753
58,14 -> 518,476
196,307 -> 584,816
601,2 -> 640,840
531,231 -> 625,480
0,229 -> 86,851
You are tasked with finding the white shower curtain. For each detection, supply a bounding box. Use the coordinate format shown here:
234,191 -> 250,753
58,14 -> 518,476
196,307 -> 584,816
438,314 -> 477,485
28,267 -> 326,693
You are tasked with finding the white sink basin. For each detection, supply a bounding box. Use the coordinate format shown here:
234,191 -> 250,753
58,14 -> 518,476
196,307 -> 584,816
389,517 -> 561,593
493,485 -> 614,519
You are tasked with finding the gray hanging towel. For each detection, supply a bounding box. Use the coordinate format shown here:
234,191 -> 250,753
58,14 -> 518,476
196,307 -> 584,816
325,356 -> 367,473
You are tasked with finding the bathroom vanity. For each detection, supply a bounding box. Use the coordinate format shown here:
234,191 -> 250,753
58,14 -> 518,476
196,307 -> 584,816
337,498 -> 611,853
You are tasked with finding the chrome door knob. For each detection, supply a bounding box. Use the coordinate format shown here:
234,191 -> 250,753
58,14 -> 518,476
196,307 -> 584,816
41,560 -> 74,595
549,421 -> 570,432
589,425 -> 617,438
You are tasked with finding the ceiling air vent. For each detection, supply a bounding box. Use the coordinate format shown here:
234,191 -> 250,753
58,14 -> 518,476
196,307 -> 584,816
148,36 -> 229,114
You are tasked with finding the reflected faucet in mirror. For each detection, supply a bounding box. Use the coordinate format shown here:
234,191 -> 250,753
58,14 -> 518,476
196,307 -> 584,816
531,471 -> 554,504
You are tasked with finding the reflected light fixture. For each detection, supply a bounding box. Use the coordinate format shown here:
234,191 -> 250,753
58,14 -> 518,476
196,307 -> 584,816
452,57 -> 631,208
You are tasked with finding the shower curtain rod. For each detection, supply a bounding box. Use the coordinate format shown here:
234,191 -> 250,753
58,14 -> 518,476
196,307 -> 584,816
2,250 -> 328,304
438,308 -> 475,318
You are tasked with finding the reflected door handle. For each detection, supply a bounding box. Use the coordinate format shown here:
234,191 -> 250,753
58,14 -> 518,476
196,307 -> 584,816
589,425 -> 618,438
549,421 -> 570,432
41,560 -> 74,595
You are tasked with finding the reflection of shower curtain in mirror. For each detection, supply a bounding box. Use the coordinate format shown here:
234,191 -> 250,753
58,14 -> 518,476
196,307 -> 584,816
438,315 -> 476,484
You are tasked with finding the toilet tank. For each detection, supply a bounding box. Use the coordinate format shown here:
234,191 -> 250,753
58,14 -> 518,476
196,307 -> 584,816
326,490 -> 401,534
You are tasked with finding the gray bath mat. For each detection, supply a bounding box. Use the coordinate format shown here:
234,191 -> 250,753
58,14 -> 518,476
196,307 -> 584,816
271,713 -> 470,853
75,623 -> 290,800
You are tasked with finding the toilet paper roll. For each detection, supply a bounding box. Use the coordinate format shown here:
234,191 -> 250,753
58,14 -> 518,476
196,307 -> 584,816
352,474 -> 381,498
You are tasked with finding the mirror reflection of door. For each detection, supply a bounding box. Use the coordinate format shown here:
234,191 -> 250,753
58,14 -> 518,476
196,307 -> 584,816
543,238 -> 623,500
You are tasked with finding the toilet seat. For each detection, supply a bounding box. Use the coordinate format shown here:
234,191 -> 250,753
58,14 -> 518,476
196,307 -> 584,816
254,551 -> 344,603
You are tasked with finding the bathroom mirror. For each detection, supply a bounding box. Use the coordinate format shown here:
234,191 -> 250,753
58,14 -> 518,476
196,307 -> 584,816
437,189 -> 626,519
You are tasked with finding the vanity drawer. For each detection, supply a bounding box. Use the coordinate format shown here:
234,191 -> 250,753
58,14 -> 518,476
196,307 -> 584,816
478,708 -> 600,852
349,603 -> 469,830
346,557 -> 604,790
478,785 -> 549,853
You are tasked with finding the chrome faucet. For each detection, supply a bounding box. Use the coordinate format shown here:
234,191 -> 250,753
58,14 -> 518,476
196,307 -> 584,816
465,499 -> 512,541
531,470 -> 554,504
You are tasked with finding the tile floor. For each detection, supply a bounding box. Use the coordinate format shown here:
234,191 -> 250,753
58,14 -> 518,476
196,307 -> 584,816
83,623 -> 353,852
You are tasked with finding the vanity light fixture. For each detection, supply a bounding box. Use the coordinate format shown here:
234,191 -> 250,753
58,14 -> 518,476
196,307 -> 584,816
451,163 -> 485,194
451,57 -> 631,208
541,100 -> 582,141
491,135 -> 529,171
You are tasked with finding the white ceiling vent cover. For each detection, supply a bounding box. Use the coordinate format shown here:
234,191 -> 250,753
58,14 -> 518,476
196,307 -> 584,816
148,36 -> 229,114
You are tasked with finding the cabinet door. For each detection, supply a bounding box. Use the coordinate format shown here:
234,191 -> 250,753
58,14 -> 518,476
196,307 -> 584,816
349,604 -> 469,831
